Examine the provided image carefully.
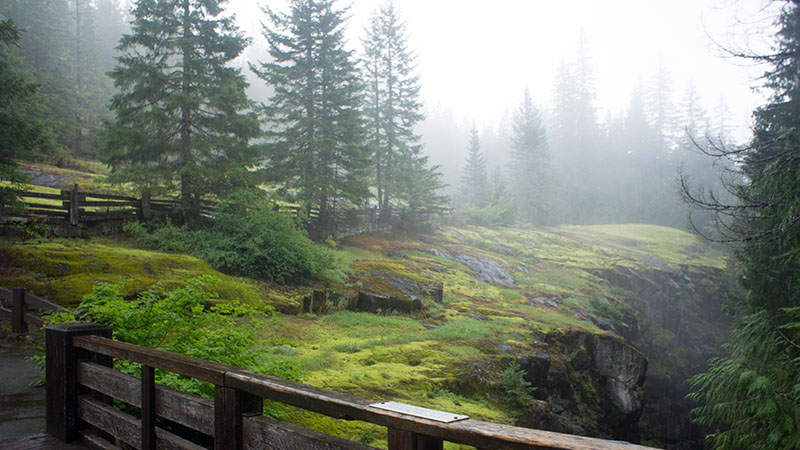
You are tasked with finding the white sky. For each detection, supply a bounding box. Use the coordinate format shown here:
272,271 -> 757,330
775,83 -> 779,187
228,0 -> 779,141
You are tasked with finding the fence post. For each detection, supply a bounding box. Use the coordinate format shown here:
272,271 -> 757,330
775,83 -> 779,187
11,288 -> 27,334
215,384 -> 262,450
388,428 -> 443,450
46,323 -> 113,442
68,183 -> 80,226
140,191 -> 152,221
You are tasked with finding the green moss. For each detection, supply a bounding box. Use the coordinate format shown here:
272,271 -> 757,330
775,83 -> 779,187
0,238 -> 267,308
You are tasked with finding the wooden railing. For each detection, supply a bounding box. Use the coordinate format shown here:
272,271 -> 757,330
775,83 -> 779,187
0,287 -> 70,334
46,323 -> 657,450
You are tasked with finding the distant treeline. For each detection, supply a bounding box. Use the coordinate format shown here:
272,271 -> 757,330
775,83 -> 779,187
1,0 -> 734,235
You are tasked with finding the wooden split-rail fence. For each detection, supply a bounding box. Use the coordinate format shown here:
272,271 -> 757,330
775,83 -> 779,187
13,185 -> 398,238
0,286 -> 70,334
1,286 -> 656,450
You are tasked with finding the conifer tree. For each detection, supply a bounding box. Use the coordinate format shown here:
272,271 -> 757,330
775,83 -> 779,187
252,0 -> 370,237
509,88 -> 549,223
686,2 -> 800,448
460,127 -> 489,208
0,0 -> 77,160
0,20 -> 43,213
105,0 -> 260,224
362,1 -> 445,223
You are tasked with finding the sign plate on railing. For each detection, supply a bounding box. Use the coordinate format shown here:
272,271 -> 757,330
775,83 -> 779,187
369,401 -> 469,423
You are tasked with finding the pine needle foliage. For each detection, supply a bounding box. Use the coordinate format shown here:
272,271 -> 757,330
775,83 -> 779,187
104,0 -> 261,225
686,2 -> 800,448
252,0 -> 370,238
362,1 -> 446,223
0,19 -> 43,213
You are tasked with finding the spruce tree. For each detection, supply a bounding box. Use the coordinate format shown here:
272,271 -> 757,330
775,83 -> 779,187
105,0 -> 260,224
252,0 -> 370,237
686,2 -> 800,448
362,1 -> 445,224
460,127 -> 489,208
509,88 -> 549,223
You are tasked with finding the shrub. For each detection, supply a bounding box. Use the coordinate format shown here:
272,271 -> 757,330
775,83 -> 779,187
54,276 -> 300,396
501,360 -> 535,415
125,191 -> 347,284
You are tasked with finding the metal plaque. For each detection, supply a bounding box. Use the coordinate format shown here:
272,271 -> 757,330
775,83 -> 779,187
368,401 -> 469,423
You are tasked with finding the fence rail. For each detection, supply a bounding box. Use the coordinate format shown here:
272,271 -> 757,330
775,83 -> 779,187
0,286 -> 70,333
11,185 -> 402,238
45,323 -> 657,450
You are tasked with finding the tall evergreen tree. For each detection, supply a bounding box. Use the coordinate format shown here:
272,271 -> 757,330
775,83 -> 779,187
105,0 -> 260,224
686,2 -> 800,448
362,1 -> 445,223
252,0 -> 370,237
509,88 -> 549,223
0,20 -> 43,213
0,0 -> 78,160
460,127 -> 489,208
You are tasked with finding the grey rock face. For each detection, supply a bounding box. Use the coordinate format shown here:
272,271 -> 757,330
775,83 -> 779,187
433,248 -> 514,286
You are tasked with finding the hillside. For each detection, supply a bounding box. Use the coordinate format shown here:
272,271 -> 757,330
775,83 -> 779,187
0,219 -> 733,449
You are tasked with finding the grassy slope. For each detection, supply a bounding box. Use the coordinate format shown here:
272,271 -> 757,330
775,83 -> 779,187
1,168 -> 728,448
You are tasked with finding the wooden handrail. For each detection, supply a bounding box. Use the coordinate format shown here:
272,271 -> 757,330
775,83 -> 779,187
64,332 -> 657,450
0,287 -> 68,333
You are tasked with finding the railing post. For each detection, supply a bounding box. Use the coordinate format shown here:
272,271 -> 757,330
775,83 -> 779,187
140,191 -> 152,221
46,323 -> 113,442
11,288 -> 27,334
388,428 -> 443,450
215,384 -> 262,450
68,183 -> 80,226
141,365 -> 156,450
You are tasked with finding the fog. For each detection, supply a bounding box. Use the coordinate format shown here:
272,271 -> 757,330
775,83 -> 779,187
218,0 -> 777,228
229,0 -> 768,135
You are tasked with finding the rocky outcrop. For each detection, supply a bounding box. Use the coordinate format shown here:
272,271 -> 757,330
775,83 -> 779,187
598,265 -> 733,449
432,248 -> 514,286
517,332 -> 647,441
350,268 -> 443,314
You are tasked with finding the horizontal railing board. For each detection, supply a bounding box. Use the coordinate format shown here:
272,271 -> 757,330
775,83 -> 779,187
73,335 -> 228,385
23,312 -> 44,327
78,395 -> 203,450
0,286 -> 11,300
25,292 -> 70,313
68,200 -> 139,208
243,414 -> 377,450
77,361 -> 214,435
81,192 -> 138,202
227,369 -> 655,450
73,336 -> 657,450
79,430 -> 123,450
24,202 -> 67,210
20,191 -> 68,200
24,209 -> 68,217
0,307 -> 10,322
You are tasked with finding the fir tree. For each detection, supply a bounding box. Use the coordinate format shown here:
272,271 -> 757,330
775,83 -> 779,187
105,0 -> 260,224
509,88 -> 549,223
252,0 -> 370,237
460,127 -> 489,208
362,1 -> 445,224
685,2 -> 800,448
0,20 -> 43,213
0,0 -> 78,161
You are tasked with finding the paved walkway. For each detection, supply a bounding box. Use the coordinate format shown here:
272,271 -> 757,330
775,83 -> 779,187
0,349 -> 46,441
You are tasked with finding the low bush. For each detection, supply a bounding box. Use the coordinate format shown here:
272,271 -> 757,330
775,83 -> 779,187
124,191 -> 347,284
46,276 -> 300,396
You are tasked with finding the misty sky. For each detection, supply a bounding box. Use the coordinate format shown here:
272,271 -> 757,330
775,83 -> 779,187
226,0 -> 776,141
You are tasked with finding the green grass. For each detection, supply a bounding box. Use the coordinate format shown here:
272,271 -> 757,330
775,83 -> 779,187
0,238 -> 268,309
0,217 -> 728,448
